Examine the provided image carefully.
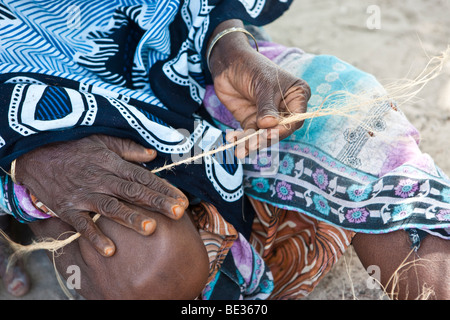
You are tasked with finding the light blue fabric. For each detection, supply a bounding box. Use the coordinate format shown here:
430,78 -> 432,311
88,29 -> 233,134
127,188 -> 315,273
204,42 -> 450,238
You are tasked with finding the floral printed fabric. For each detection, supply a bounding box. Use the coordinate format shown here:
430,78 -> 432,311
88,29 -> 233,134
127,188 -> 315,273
203,41 -> 450,238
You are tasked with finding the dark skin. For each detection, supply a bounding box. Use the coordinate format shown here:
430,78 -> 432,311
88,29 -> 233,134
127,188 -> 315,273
14,134 -> 189,258
208,20 -> 311,157
353,231 -> 450,300
29,205 -> 209,300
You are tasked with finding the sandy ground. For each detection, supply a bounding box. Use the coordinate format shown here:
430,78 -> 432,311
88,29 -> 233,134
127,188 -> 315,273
1,0 -> 449,300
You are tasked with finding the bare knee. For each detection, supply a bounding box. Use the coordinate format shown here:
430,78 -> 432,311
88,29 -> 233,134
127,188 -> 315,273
30,208 -> 210,300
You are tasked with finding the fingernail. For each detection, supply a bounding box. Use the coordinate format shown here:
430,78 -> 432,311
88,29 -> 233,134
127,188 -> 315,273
142,220 -> 155,234
177,196 -> 188,206
146,149 -> 156,156
172,205 -> 184,218
261,114 -> 279,121
104,246 -> 115,257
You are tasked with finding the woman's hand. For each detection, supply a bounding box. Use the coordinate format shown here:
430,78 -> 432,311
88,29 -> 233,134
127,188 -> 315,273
208,20 -> 311,158
14,135 -> 189,257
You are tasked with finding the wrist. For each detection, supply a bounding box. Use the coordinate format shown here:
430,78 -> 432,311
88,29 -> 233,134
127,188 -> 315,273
207,20 -> 258,78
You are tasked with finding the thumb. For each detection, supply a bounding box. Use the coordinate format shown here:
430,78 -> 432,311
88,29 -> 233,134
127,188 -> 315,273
255,91 -> 280,130
94,135 -> 157,163
252,69 -> 282,130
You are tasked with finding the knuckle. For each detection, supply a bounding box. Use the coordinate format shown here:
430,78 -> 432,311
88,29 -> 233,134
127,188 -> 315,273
147,193 -> 165,210
96,197 -> 120,215
298,79 -> 311,100
73,215 -> 91,233
97,149 -> 120,167
79,164 -> 98,181
81,165 -> 109,188
132,168 -> 153,185
84,227 -> 101,244
96,176 -> 112,193
141,173 -> 160,190
119,181 -> 142,199
156,183 -> 172,197
94,197 -> 136,224
121,210 -> 137,225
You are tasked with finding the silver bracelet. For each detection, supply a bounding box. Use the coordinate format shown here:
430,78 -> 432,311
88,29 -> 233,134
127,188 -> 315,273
10,159 -> 17,184
206,27 -> 259,73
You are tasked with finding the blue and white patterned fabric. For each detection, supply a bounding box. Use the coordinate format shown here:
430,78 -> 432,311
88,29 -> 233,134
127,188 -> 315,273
0,0 -> 292,237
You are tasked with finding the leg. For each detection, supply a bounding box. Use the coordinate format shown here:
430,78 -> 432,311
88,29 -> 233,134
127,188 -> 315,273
29,205 -> 210,300
352,231 -> 450,300
0,215 -> 31,297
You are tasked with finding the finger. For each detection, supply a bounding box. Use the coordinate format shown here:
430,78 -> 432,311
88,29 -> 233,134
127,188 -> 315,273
64,211 -> 116,257
104,176 -> 186,220
94,135 -> 157,163
257,114 -> 280,129
279,81 -> 310,121
266,123 -> 296,143
226,128 -> 266,159
115,160 -> 189,212
256,72 -> 311,127
86,195 -> 157,235
261,83 -> 310,140
274,81 -> 311,140
255,96 -> 281,130
225,130 -> 243,144
253,72 -> 283,129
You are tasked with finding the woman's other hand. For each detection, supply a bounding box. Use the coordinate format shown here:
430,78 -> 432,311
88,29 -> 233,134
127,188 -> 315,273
208,20 -> 311,158
14,135 -> 189,257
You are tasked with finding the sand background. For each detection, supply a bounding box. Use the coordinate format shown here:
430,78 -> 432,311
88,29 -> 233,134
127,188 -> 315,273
1,0 -> 449,300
